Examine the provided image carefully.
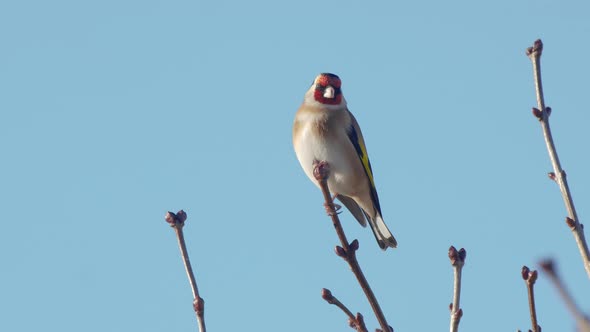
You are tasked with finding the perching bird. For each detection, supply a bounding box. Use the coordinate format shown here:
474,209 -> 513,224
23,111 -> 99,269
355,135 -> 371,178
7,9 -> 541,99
292,73 -> 397,250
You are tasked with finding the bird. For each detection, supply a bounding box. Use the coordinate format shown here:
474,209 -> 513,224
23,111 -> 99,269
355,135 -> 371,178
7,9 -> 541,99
292,73 -> 397,250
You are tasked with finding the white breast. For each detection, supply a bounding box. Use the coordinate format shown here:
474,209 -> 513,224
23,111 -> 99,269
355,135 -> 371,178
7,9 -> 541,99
294,114 -> 360,197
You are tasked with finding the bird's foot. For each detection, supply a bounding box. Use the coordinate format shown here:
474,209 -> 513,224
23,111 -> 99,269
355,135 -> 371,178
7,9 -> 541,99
330,194 -> 342,211
324,203 -> 341,216
324,194 -> 341,216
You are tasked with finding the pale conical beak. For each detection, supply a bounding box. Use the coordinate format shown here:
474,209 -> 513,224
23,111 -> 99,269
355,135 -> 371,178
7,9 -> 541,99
323,86 -> 335,99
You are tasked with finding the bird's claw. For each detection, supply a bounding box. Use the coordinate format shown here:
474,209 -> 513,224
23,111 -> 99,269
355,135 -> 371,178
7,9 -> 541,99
330,194 -> 342,212
324,203 -> 341,216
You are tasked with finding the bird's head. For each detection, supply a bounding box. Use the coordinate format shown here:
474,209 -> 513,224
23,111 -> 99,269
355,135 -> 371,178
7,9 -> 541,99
309,73 -> 344,106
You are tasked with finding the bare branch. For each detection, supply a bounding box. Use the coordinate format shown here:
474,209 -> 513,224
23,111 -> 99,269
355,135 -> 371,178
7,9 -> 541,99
448,246 -> 466,332
526,39 -> 590,279
165,210 -> 206,332
313,161 -> 393,332
539,260 -> 590,332
521,266 -> 541,332
322,288 -> 369,332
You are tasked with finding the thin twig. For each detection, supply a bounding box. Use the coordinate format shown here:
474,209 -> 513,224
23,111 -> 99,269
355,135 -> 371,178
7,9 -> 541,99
526,39 -> 590,279
165,210 -> 206,332
313,161 -> 392,332
539,260 -> 590,332
448,246 -> 466,332
322,288 -> 369,332
521,266 -> 541,332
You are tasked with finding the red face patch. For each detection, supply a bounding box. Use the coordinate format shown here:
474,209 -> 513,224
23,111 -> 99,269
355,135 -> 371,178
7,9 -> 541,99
313,73 -> 343,105
316,73 -> 341,89
317,75 -> 331,87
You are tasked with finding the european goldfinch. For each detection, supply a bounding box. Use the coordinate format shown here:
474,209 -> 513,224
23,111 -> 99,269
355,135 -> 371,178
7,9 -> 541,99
293,73 -> 397,250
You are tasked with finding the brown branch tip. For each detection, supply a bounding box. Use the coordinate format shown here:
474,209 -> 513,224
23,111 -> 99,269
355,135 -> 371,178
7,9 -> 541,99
165,210 -> 187,227
313,160 -> 330,181
521,266 -> 538,284
526,39 -> 543,57
351,313 -> 368,332
448,246 -> 467,266
321,288 -> 336,304
322,288 -> 368,332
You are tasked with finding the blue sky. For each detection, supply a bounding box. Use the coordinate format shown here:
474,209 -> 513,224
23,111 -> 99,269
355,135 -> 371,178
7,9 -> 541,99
1,0 -> 590,331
